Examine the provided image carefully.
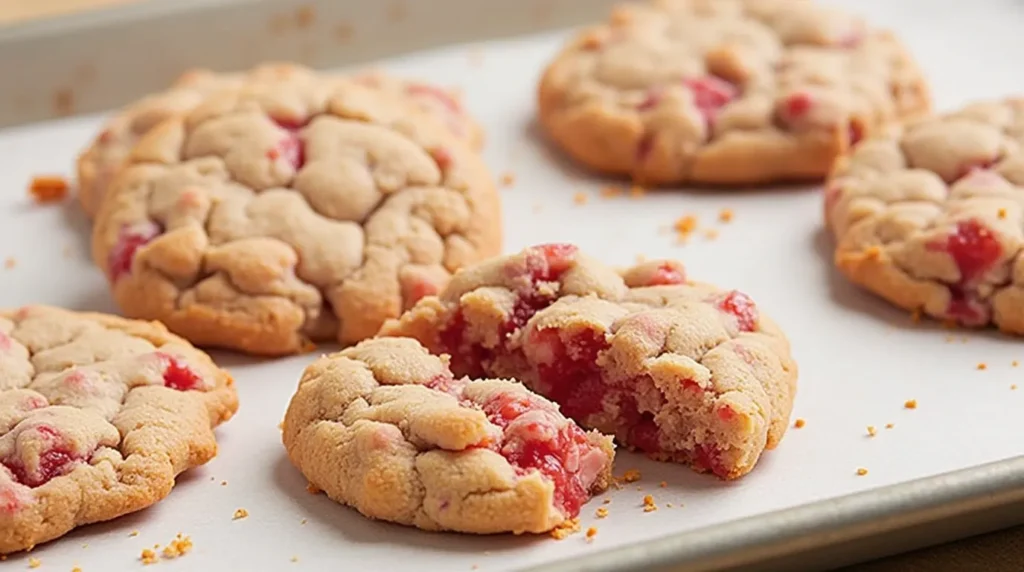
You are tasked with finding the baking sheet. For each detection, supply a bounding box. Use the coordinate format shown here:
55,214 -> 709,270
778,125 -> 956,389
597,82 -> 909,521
3,0 -> 1024,570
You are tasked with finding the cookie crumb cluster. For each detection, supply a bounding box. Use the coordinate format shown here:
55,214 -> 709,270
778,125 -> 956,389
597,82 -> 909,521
28,175 -> 69,203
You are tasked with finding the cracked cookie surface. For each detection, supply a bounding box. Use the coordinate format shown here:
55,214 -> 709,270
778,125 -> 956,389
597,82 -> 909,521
828,98 -> 1024,334
91,69 -> 502,356
0,305 -> 238,554
77,63 -> 482,219
281,337 -> 614,534
537,0 -> 929,186
381,245 -> 797,479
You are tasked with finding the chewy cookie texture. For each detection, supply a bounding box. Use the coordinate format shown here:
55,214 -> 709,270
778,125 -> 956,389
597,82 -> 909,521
538,0 -> 929,186
0,306 -> 238,554
828,98 -> 1024,335
282,337 -> 614,534
90,66 -> 501,356
381,244 -> 798,480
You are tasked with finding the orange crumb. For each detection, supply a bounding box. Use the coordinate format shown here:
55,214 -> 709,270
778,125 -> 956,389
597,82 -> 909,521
619,468 -> 642,483
28,175 -> 69,203
233,508 -> 249,520
550,518 -> 581,540
573,192 -> 589,205
586,527 -> 598,542
885,423 -> 894,429
1012,385 -> 1018,391
500,172 -> 516,187
1013,360 -> 1020,367
72,567 -> 82,572
595,507 -> 608,519
140,549 -> 158,565
659,481 -> 667,488
4,257 -> 15,270
673,215 -> 699,242
642,494 -> 658,512
629,185 -> 646,199
306,482 -> 320,494
867,426 -> 877,437
129,531 -> 139,537
703,229 -> 719,240
856,468 -> 869,476
904,399 -> 917,410
28,557 -> 41,569
602,498 -> 611,505
977,363 -> 987,370
160,534 -> 192,559
998,207 -> 1008,219
599,185 -> 622,198
794,418 -> 806,429
718,208 -> 734,223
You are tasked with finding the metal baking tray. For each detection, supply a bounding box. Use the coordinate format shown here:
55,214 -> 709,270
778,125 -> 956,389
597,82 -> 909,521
2,0 -> 1024,570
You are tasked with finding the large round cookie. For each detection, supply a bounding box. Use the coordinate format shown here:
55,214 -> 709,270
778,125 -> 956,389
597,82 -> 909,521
381,245 -> 797,479
828,98 -> 1024,334
282,337 -> 614,534
0,305 -> 238,554
78,64 -> 483,219
537,0 -> 930,186
91,69 -> 502,356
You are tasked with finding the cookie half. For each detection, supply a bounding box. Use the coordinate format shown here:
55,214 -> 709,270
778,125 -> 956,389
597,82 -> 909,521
282,337 -> 614,534
381,245 -> 797,479
0,305 -> 238,554
537,0 -> 930,186
828,98 -> 1024,333
91,68 -> 502,356
77,64 -> 482,219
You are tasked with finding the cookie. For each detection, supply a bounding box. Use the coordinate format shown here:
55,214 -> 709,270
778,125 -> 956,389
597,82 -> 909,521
90,70 -> 502,356
827,98 -> 1024,334
352,70 -> 485,150
0,305 -> 238,554
281,337 -> 614,534
78,64 -> 484,219
381,245 -> 797,479
537,0 -> 930,186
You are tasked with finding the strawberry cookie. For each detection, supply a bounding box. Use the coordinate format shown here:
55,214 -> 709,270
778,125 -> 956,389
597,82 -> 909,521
381,245 -> 797,479
282,337 -> 613,534
0,305 -> 238,554
537,0 -> 930,186
91,70 -> 501,356
828,98 -> 1024,334
78,63 -> 484,219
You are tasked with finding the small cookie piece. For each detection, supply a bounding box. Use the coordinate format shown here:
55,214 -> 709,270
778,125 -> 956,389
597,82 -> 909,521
0,305 -> 238,554
282,337 -> 613,534
352,71 -> 485,150
91,70 -> 502,356
381,246 -> 797,479
828,98 -> 1024,334
537,0 -> 930,186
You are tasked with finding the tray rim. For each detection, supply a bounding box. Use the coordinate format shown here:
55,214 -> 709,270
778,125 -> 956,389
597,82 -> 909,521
1,1 -> 1023,570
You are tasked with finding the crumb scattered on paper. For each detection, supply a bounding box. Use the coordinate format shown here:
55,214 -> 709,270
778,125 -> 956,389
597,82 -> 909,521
856,468 -> 869,476
595,507 -> 608,519
28,557 -> 40,569
904,399 -> 917,410
550,518 -> 581,540
867,426 -> 877,437
642,494 -> 657,512
794,418 -> 806,429
233,508 -> 249,520
977,362 -> 987,370
29,175 -> 69,203
718,208 -> 734,223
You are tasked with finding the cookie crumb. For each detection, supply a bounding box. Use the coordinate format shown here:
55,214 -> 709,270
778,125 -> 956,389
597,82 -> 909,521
619,468 -> 642,483
1012,384 -> 1018,391
977,362 -> 987,370
72,567 -> 82,572
573,192 -> 589,205
291,556 -> 299,563
642,494 -> 657,512
666,502 -> 673,508
599,185 -> 622,198
140,549 -> 158,565
300,518 -> 308,525
28,175 -> 69,203
500,172 -> 516,187
585,527 -> 598,542
904,399 -> 917,410
856,468 -> 869,476
998,207 -> 1008,219
1013,360 -> 1020,367
4,257 -> 15,270
550,518 -> 581,540
306,482 -> 320,494
28,557 -> 41,569
221,480 -> 228,486
866,425 -> 877,437
160,534 -> 193,559
233,508 -> 249,520
129,531 -> 139,537
602,498 -> 611,505
595,507 -> 608,519
659,481 -> 667,488
718,208 -> 734,223
673,215 -> 698,240
629,185 -> 646,199
794,418 -> 806,429
885,423 -> 895,429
